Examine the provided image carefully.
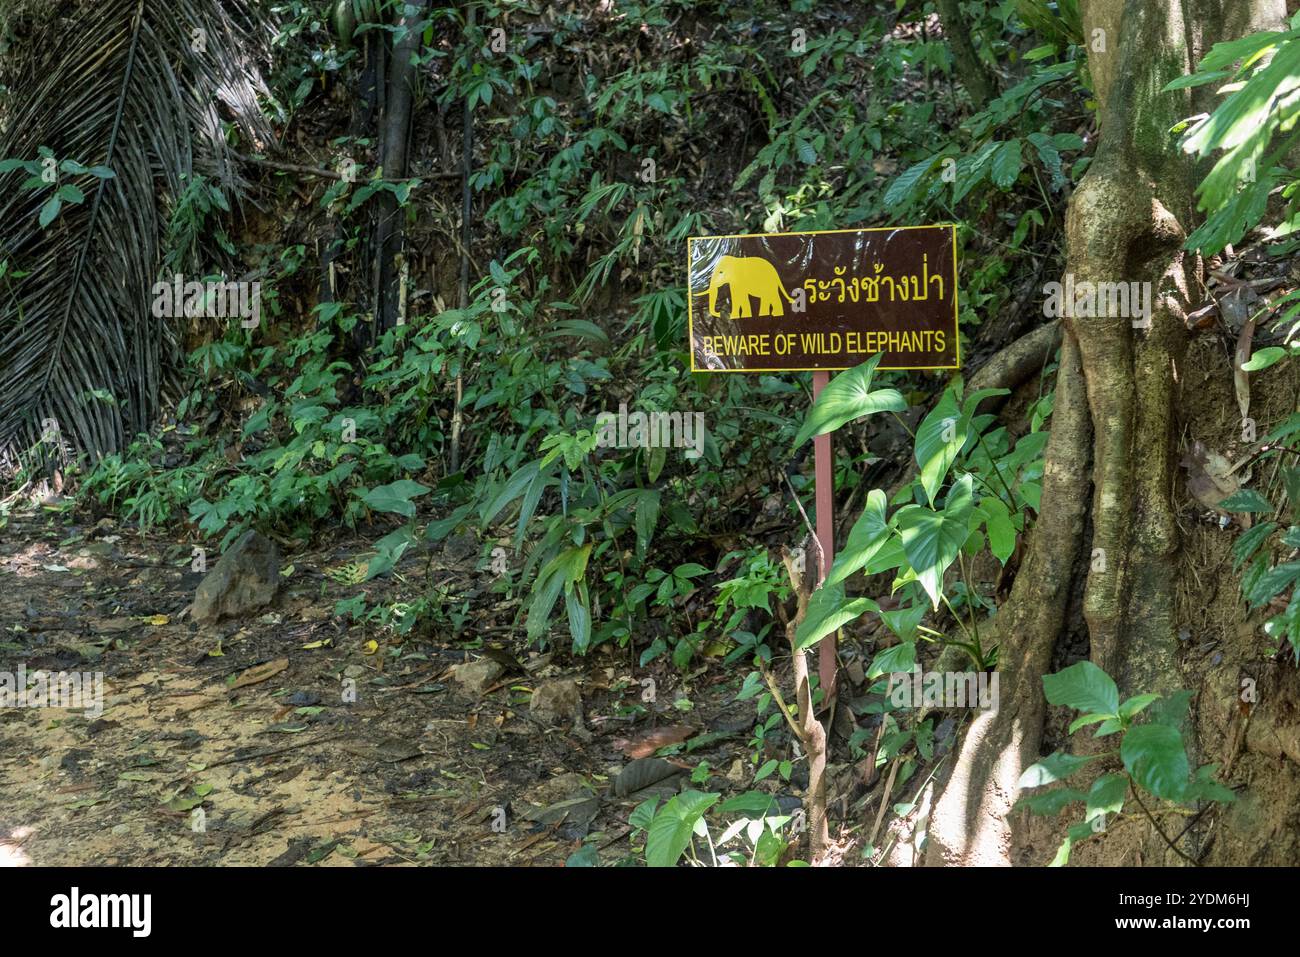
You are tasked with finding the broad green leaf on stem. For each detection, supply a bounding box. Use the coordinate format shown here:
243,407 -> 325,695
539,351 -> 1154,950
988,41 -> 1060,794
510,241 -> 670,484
792,353 -> 906,450
635,489 -> 661,561
361,479 -> 431,518
1118,693 -> 1160,720
1043,660 -> 1119,718
1018,751 -> 1098,788
877,602 -> 927,642
1085,773 -> 1128,822
825,489 -> 889,587
1014,787 -> 1086,815
897,474 -> 974,609
867,640 -> 915,679
978,496 -> 1017,565
566,582 -> 591,653
914,387 -> 968,506
1121,723 -> 1189,802
794,583 -> 878,652
646,790 -> 719,867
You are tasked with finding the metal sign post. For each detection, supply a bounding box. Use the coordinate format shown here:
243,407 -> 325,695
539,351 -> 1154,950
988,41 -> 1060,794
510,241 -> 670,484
811,370 -> 837,702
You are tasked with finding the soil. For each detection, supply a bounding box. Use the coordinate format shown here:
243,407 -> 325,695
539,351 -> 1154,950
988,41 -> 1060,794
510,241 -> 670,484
0,511 -> 779,866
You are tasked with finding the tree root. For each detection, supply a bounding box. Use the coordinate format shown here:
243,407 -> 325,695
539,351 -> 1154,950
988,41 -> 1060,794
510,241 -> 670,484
925,333 -> 1092,865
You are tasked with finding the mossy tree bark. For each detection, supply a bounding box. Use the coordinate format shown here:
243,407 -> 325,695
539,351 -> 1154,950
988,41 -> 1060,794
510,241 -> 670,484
925,0 -> 1286,866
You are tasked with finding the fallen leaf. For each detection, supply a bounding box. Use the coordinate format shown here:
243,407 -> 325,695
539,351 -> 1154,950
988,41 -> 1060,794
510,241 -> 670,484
230,657 -> 289,691
615,724 -> 698,759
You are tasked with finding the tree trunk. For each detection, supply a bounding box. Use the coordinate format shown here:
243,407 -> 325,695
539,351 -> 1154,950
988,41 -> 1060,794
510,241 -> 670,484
934,0 -> 998,109
375,1 -> 429,333
925,0 -> 1286,866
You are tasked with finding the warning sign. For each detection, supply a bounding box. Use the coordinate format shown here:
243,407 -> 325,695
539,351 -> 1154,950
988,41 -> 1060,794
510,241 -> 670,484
687,225 -> 959,372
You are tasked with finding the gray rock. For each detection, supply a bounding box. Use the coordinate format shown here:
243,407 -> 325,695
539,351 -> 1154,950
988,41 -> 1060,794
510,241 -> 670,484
191,527 -> 280,624
530,678 -> 582,726
454,659 -> 505,695
191,531 -> 280,625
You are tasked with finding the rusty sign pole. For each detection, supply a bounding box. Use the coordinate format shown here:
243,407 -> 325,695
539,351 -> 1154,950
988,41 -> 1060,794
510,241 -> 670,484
811,370 -> 837,703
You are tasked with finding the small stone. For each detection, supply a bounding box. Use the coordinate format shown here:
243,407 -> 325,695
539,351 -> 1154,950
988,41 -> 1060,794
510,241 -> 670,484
530,678 -> 581,726
454,659 -> 505,695
111,824 -> 129,837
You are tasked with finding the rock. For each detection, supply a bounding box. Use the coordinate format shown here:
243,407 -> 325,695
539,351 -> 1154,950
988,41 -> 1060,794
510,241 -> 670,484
191,531 -> 280,625
442,530 -> 479,562
530,678 -> 582,726
454,658 -> 505,695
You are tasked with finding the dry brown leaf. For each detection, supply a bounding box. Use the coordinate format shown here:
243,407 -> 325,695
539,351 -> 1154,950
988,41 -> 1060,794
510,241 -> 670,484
230,657 -> 289,691
614,724 -> 697,758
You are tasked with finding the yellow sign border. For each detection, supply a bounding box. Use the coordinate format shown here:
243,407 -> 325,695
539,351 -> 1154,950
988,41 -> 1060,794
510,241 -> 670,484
686,224 -> 961,373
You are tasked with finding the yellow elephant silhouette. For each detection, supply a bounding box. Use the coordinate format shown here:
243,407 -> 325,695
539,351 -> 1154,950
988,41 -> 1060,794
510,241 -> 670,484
706,255 -> 796,319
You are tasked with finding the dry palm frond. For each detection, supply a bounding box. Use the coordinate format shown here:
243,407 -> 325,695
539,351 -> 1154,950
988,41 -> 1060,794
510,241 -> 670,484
0,0 -> 272,461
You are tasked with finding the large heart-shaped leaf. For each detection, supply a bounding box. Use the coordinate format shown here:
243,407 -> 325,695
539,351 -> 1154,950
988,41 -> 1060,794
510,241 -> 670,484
795,583 -> 878,651
793,353 -> 906,450
897,474 -> 974,608
646,790 -> 720,867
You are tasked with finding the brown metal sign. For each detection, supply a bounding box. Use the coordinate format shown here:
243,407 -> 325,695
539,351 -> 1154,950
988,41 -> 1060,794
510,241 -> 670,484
687,225 -> 959,372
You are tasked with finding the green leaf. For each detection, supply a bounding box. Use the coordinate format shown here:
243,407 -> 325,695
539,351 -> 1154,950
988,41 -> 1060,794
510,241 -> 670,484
884,155 -> 939,209
361,479 -> 431,518
1118,693 -> 1160,720
1233,521 -> 1278,571
1242,346 -> 1287,371
646,790 -> 719,866
635,490 -> 661,561
1086,773 -> 1128,821
1042,660 -> 1119,718
793,354 -> 905,450
914,387 -> 967,506
38,195 -> 61,227
1121,723 -> 1189,802
1245,560 -> 1300,607
897,474 -> 974,609
1183,764 -> 1236,803
825,489 -> 889,586
1219,488 -> 1273,512
794,583 -> 877,651
868,641 -> 916,680
56,183 -> 85,204
566,583 -> 592,654
979,496 -> 1017,565
1014,787 -> 1086,815
990,139 -> 1024,189
1019,751 -> 1097,788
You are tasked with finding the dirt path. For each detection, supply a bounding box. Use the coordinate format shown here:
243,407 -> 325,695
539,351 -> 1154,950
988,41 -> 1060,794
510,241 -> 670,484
0,512 -> 763,867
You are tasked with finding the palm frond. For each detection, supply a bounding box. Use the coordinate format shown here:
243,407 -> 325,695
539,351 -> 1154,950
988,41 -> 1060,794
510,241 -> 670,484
0,0 -> 272,461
